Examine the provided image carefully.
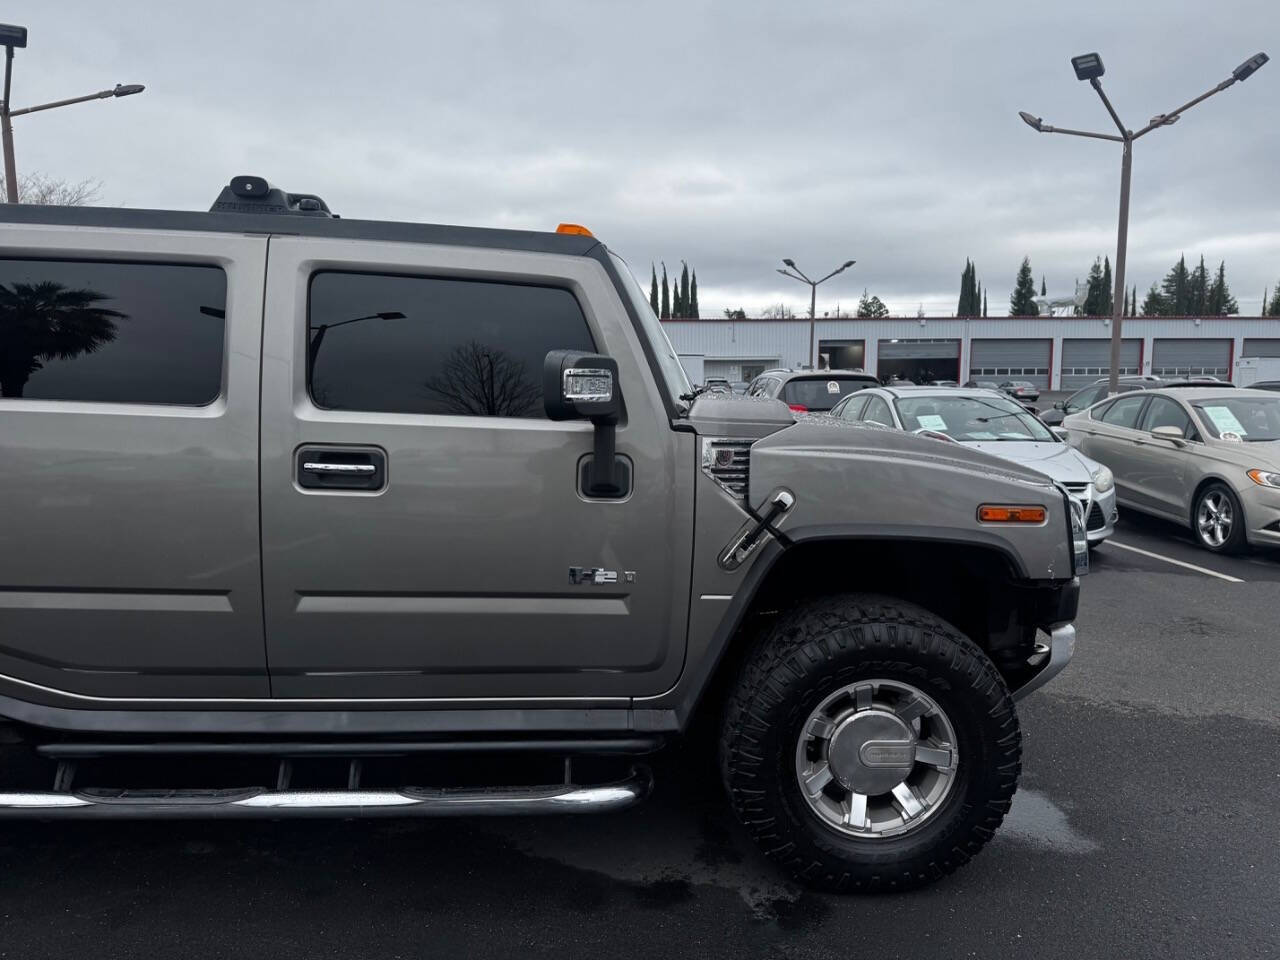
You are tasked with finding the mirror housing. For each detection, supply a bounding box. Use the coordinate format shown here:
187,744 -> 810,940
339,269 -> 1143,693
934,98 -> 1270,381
544,350 -> 625,496
1051,426 -> 1070,441
1151,425 -> 1187,446
1053,400 -> 1065,410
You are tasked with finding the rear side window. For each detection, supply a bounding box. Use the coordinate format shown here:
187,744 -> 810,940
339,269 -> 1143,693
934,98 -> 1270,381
781,377 -> 874,411
0,258 -> 226,404
308,272 -> 595,417
1099,394 -> 1147,429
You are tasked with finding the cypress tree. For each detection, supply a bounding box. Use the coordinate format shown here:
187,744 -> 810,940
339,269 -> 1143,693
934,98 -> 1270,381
1101,257 -> 1113,316
1041,275 -> 1047,297
1010,257 -> 1040,316
1131,285 -> 1138,317
1267,284 -> 1280,316
678,262 -> 690,320
957,260 -> 970,315
660,263 -> 670,319
690,270 -> 699,319
983,290 -> 988,317
649,264 -> 659,316
1083,257 -> 1105,316
1188,255 -> 1209,316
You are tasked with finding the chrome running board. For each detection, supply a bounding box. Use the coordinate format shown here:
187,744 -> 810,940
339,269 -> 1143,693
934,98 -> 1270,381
0,767 -> 652,820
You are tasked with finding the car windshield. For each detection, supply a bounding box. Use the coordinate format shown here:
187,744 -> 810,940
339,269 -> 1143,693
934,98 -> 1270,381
895,394 -> 1056,442
782,377 -> 875,411
608,252 -> 692,407
1191,396 -> 1280,442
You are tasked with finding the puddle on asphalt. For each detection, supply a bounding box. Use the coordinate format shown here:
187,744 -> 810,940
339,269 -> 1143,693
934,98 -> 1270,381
999,788 -> 1100,854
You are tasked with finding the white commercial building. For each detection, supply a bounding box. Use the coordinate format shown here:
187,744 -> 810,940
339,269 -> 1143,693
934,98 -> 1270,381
662,316 -> 1280,391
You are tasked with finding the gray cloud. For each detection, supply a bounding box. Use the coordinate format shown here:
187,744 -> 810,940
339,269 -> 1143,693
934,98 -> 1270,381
8,0 -> 1278,314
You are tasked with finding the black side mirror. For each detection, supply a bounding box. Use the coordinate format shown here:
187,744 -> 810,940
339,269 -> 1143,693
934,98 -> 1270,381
544,350 -> 625,497
1054,400 -> 1065,410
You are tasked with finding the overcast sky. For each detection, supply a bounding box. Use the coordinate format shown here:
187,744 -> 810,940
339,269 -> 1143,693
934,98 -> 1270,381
7,1 -> 1278,315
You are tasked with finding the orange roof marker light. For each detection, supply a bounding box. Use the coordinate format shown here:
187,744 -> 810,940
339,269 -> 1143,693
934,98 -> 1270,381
977,505 -> 1047,524
556,223 -> 594,237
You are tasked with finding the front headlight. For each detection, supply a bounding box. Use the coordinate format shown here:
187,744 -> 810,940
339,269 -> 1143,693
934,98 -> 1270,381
1092,464 -> 1114,494
1247,468 -> 1280,488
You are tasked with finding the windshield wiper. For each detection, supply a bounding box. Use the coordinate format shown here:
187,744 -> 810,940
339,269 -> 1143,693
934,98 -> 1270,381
975,412 -> 1023,423
679,385 -> 711,403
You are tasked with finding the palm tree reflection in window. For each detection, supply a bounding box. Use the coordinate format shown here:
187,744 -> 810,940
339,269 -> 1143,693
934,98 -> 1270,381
423,340 -> 541,417
0,281 -> 125,398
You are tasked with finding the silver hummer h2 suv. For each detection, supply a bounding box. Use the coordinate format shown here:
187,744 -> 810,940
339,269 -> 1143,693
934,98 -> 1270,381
0,178 -> 1082,892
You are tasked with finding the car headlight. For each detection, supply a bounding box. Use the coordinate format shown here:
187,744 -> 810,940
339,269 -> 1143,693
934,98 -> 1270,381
1091,464 -> 1114,493
1247,468 -> 1280,488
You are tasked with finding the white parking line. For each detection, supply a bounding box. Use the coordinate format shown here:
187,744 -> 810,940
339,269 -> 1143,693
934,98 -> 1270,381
1104,540 -> 1245,583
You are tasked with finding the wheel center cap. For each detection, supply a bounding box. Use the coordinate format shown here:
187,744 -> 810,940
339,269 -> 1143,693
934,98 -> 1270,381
827,710 -> 916,795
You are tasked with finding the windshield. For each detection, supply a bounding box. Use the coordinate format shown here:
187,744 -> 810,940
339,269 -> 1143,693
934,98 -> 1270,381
782,377 -> 875,411
1191,396 -> 1280,442
608,252 -> 691,408
895,394 -> 1056,442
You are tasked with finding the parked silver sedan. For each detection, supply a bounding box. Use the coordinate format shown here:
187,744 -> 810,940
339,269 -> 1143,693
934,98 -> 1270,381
830,386 -> 1117,547
1061,387 -> 1280,553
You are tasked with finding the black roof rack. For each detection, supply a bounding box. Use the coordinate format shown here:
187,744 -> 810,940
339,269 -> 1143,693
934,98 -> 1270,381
209,175 -> 336,218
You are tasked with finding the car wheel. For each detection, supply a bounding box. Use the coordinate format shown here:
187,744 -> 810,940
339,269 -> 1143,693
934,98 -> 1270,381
1193,483 -> 1248,554
720,594 -> 1020,893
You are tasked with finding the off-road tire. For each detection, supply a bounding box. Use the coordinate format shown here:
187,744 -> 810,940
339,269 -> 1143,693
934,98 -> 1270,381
720,594 -> 1021,893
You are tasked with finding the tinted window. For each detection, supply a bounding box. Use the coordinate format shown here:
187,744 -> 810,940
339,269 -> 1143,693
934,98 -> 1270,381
0,258 -> 225,404
308,272 -> 595,417
1099,394 -> 1147,429
862,395 -> 894,426
781,377 -> 874,411
1065,384 -> 1106,412
1140,397 -> 1194,438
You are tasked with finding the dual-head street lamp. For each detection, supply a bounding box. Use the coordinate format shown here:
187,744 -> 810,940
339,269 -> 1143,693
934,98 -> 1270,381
1020,50 -> 1268,396
777,258 -> 856,369
0,23 -> 146,203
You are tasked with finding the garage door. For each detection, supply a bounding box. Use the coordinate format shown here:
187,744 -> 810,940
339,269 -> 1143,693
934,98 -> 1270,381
968,339 -> 1051,388
1060,338 -> 1142,389
1152,339 -> 1231,378
1243,338 -> 1280,358
878,338 -> 961,359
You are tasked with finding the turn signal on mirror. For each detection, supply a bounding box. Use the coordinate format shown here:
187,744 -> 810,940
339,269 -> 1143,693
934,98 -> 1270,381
977,505 -> 1047,524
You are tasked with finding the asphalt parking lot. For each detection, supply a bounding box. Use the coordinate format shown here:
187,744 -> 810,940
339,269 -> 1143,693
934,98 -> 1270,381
1,517 -> 1277,960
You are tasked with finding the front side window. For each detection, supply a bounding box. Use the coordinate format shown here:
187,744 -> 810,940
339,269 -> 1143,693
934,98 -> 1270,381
0,258 -> 226,404
1065,384 -> 1106,413
608,252 -> 690,406
1099,394 -> 1147,429
862,395 -> 894,426
1140,396 -> 1195,439
308,271 -> 595,417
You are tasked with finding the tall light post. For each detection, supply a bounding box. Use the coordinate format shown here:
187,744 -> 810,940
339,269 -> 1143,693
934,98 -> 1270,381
0,22 -> 146,203
1020,51 -> 1268,396
777,258 -> 855,369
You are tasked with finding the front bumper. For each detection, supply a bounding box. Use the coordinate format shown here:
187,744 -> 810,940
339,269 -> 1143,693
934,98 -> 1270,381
1243,483 -> 1280,547
1011,623 -> 1076,701
1086,485 -> 1118,544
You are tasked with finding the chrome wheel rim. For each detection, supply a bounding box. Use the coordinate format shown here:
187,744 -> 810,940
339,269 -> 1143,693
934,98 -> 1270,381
1197,491 -> 1233,548
794,679 -> 958,839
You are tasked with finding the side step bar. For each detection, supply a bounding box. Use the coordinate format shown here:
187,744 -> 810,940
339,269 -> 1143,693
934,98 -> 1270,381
0,767 -> 652,820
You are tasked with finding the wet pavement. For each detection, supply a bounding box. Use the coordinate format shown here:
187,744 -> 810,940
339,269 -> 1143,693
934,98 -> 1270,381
0,532 -> 1277,958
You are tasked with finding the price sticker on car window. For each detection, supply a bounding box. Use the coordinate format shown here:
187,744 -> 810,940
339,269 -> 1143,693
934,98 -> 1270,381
1203,405 -> 1247,436
827,380 -> 841,394
917,414 -> 948,431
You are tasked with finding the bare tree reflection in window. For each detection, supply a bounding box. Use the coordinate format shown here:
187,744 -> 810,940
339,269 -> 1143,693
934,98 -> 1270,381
0,281 -> 126,398
423,340 -> 541,417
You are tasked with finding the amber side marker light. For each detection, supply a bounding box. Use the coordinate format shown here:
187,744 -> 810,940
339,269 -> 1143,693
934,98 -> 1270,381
978,505 -> 1047,524
556,223 -> 594,236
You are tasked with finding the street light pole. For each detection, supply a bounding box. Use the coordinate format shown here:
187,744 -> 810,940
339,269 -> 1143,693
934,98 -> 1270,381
1019,51 -> 1268,396
777,258 -> 856,369
0,22 -> 145,203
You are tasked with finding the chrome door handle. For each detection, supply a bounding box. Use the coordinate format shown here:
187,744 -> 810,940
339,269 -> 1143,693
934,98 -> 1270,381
302,462 -> 376,474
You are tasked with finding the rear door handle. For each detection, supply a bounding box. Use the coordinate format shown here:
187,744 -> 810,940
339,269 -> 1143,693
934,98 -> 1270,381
296,446 -> 386,491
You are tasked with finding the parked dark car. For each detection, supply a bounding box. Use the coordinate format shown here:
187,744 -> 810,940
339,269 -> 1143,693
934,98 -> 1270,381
1245,380 -> 1280,392
746,369 -> 880,412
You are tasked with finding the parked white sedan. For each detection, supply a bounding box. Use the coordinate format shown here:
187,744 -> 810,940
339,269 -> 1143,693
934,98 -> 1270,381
830,385 -> 1118,547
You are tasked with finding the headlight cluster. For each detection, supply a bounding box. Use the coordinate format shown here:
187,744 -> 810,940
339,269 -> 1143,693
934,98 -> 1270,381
1091,465 -> 1114,494
1247,468 -> 1280,488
